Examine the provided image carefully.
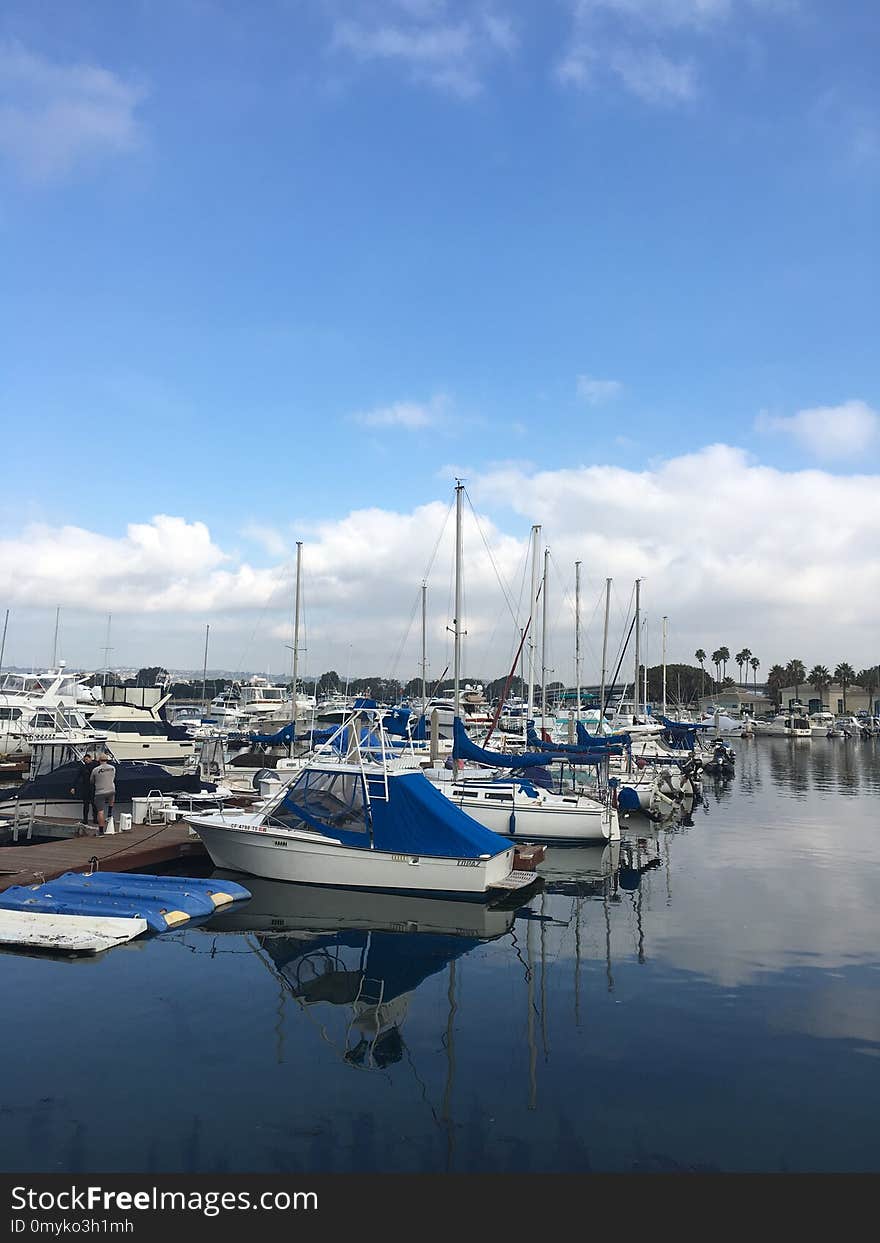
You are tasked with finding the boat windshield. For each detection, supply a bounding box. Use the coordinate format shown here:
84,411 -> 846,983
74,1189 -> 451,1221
269,769 -> 367,835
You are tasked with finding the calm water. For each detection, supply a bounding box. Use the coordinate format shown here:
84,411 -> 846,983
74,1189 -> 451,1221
3,738 -> 879,1174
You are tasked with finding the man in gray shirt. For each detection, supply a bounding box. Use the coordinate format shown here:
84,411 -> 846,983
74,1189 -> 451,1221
90,753 -> 117,834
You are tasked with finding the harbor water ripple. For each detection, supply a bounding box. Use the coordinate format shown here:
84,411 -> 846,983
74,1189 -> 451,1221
3,738 -> 879,1173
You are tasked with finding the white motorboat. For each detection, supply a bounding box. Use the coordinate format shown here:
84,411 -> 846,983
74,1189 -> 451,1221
185,711 -> 540,901
85,697 -> 196,766
0,665 -> 101,756
809,711 -> 836,735
753,711 -> 812,739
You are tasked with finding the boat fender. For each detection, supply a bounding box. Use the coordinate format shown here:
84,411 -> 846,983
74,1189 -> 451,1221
508,809 -> 516,835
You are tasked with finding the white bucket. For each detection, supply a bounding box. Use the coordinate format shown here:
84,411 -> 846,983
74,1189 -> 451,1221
118,812 -> 133,833
105,814 -> 115,835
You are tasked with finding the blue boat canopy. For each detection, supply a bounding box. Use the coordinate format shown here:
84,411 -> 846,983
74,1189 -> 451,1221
269,765 -> 510,859
452,717 -> 613,768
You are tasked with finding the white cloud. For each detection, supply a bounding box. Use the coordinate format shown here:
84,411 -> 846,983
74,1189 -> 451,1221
757,400 -> 879,460
0,40 -> 145,182
329,3 -> 517,98
556,0 -> 786,104
608,46 -> 696,103
3,444 -> 880,675
577,374 -> 623,404
350,395 -> 449,430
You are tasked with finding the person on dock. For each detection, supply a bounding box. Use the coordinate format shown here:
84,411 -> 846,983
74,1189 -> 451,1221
90,753 -> 116,834
70,752 -> 99,825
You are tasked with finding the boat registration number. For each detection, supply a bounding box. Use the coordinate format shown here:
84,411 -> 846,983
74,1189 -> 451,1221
457,860 -> 479,868
273,839 -> 288,848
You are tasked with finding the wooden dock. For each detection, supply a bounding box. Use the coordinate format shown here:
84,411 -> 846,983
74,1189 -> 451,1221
0,821 -> 207,893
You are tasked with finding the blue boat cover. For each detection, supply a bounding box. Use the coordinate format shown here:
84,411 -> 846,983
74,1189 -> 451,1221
270,766 -> 510,859
525,724 -> 624,758
454,718 -> 610,768
383,706 -> 427,741
0,872 -> 251,933
575,721 -> 632,748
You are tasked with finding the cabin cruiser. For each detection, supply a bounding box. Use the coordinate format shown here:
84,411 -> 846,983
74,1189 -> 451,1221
84,686 -> 196,766
809,711 -> 836,735
753,711 -> 812,739
185,709 -> 540,901
832,715 -> 869,739
0,665 -> 102,756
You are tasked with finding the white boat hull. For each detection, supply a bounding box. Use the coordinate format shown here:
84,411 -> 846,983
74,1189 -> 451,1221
186,814 -> 525,899
433,789 -> 619,843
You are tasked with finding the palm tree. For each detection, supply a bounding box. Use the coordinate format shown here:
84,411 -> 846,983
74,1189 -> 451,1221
767,663 -> 786,707
718,646 -> 730,680
735,648 -> 752,687
834,662 -> 856,713
807,664 -> 831,708
711,648 -> 722,684
750,656 -> 760,696
785,659 -> 806,706
695,649 -> 707,698
858,666 -> 879,716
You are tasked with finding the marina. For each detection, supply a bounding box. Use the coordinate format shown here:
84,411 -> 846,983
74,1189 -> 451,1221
1,735 -> 878,1172
1,1 -> 876,1198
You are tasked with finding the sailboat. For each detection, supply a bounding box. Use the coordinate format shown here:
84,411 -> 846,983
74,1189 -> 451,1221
422,489 -> 621,844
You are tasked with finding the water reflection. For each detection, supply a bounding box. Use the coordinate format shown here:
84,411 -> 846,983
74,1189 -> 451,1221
206,878 -> 517,1076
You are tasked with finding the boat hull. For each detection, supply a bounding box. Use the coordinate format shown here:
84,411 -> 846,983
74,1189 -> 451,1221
435,792 -> 619,844
186,815 -> 522,900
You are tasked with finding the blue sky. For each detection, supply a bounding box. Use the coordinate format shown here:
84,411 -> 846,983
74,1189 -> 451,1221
1,1 -> 878,675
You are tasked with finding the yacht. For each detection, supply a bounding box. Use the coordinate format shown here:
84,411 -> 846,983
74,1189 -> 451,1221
0,665 -> 102,756
809,711 -> 836,736
84,687 -> 196,766
754,711 -> 812,739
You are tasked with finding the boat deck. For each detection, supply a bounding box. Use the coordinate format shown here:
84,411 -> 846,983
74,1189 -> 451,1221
0,820 -> 206,893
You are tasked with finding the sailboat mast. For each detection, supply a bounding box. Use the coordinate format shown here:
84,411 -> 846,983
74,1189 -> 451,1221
0,608 -> 8,675
201,623 -> 210,713
662,615 -> 668,717
574,561 -> 581,723
633,579 -> 641,722
420,581 -> 428,710
541,547 -> 550,726
51,606 -> 60,669
453,482 -> 463,719
527,525 -> 541,722
292,541 -> 303,721
599,578 -> 611,722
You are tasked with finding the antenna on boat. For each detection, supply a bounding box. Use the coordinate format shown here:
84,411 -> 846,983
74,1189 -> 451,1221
101,614 -> 113,688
